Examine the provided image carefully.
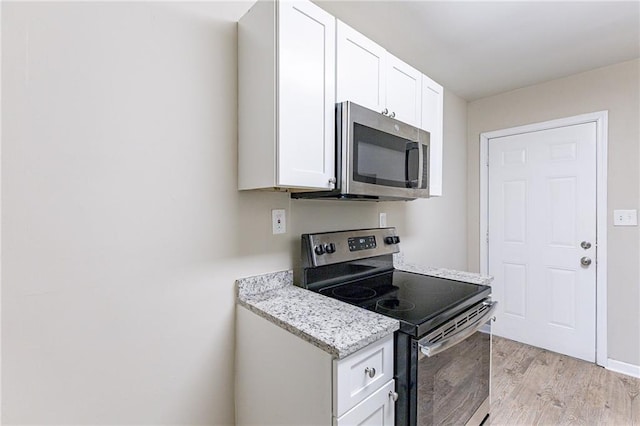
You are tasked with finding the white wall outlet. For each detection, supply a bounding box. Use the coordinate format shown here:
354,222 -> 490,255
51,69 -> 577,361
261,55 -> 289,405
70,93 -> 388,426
379,212 -> 387,228
613,209 -> 637,226
272,209 -> 286,234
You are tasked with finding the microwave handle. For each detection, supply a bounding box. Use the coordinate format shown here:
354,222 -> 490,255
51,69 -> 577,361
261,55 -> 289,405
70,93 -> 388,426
405,143 -> 420,188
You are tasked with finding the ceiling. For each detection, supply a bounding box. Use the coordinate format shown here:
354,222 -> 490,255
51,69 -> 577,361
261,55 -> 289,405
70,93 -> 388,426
314,1 -> 640,101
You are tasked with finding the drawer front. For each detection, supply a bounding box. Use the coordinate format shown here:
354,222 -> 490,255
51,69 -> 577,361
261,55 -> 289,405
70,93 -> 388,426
334,379 -> 396,426
334,334 -> 394,417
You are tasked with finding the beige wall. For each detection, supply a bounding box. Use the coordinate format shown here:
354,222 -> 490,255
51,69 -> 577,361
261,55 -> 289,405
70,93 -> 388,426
1,2 -> 469,424
383,90 -> 468,270
467,59 -> 640,366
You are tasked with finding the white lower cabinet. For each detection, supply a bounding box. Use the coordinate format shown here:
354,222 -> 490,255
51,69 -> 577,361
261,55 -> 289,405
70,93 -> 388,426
335,380 -> 396,426
333,335 -> 396,425
236,306 -> 396,426
334,335 -> 394,417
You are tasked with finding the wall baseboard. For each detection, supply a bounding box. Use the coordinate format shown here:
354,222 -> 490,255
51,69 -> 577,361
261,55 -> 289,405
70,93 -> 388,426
607,358 -> 640,379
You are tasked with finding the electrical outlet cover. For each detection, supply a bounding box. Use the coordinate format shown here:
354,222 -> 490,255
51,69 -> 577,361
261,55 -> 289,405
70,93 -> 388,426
272,209 -> 286,234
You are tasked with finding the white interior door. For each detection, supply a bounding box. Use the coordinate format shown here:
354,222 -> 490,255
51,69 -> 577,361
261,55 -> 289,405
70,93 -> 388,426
488,122 -> 597,362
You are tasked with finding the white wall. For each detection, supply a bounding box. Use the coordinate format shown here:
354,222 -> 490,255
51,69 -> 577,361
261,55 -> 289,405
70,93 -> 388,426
467,59 -> 640,367
1,2 -> 469,424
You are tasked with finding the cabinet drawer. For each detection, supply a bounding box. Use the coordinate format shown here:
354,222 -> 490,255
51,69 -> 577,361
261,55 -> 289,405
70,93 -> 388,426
334,379 -> 396,426
334,334 -> 394,417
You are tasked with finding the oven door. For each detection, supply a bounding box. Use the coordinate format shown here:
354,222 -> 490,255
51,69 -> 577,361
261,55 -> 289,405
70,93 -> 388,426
340,101 -> 430,199
414,301 -> 497,426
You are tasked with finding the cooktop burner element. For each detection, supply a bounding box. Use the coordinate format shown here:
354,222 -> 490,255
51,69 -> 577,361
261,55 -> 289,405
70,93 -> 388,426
376,298 -> 415,312
331,285 -> 376,300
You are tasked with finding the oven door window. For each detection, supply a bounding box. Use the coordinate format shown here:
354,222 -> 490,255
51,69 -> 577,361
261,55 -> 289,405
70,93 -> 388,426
416,329 -> 490,426
353,123 -> 420,188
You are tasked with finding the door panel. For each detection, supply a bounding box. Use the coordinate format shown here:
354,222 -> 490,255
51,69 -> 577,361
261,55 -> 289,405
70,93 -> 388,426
336,20 -> 386,113
488,123 -> 597,362
503,263 -> 526,318
278,0 -> 335,188
385,55 -> 421,127
420,75 -> 444,196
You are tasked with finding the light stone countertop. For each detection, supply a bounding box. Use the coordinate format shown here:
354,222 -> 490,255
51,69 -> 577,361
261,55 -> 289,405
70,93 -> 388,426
235,260 -> 493,359
236,270 -> 399,359
393,253 -> 494,285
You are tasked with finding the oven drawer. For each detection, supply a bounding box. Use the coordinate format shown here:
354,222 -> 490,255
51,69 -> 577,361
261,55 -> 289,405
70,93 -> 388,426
333,334 -> 394,417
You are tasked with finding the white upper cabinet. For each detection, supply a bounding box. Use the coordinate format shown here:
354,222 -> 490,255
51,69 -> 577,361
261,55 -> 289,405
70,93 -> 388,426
336,21 -> 387,114
278,1 -> 336,188
335,20 -> 444,196
385,55 -> 422,127
421,74 -> 444,196
336,20 -> 422,128
238,0 -> 336,191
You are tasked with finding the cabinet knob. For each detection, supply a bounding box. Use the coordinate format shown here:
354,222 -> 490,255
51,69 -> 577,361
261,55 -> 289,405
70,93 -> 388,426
389,112 -> 395,119
364,367 -> 376,378
381,108 -> 388,115
389,391 -> 399,402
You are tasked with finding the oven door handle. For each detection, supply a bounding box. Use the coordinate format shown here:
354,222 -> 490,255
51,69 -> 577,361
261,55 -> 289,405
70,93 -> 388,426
418,301 -> 498,358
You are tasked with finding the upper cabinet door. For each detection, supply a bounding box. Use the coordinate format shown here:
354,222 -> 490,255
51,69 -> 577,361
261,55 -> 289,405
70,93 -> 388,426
421,74 -> 444,196
336,20 -> 386,114
385,55 -> 422,127
278,0 -> 336,189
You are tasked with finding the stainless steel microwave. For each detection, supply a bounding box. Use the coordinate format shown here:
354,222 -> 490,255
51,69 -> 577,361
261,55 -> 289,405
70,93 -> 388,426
293,101 -> 430,201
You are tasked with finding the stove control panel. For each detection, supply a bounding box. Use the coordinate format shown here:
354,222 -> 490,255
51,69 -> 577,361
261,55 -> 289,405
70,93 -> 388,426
348,236 -> 377,251
301,227 -> 400,268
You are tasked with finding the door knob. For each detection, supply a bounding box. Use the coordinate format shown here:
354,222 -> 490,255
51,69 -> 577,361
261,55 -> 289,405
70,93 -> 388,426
580,256 -> 592,267
580,241 -> 592,250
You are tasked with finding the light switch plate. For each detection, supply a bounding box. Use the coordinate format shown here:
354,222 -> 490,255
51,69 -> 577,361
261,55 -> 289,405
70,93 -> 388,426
272,209 -> 286,234
613,209 -> 637,226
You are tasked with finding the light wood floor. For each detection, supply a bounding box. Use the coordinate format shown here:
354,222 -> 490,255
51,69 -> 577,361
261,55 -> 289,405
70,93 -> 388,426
490,336 -> 640,425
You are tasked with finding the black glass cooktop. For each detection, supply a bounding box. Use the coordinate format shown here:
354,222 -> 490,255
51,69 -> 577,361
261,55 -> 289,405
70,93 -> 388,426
318,269 -> 491,337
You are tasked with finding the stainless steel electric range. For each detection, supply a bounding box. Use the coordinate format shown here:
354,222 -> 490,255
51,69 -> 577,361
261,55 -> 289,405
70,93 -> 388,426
298,227 -> 497,426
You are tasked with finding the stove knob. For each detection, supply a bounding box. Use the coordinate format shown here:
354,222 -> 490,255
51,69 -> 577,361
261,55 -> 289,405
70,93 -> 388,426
393,236 -> 400,244
324,243 -> 336,254
314,245 -> 325,255
384,236 -> 395,245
